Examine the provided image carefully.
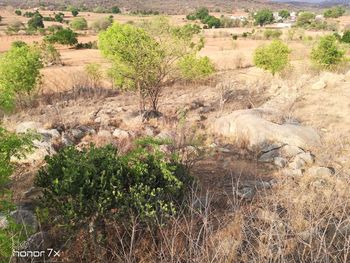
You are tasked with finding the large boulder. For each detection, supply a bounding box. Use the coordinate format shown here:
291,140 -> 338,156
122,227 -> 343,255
212,108 -> 320,151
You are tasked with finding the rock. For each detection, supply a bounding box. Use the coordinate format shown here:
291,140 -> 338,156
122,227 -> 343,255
12,139 -> 55,165
190,100 -> 205,110
320,72 -> 345,88
19,231 -> 52,251
112,128 -> 129,139
212,108 -> 320,151
297,152 -> 315,165
16,121 -> 42,133
288,156 -> 306,170
97,130 -> 112,138
70,128 -> 85,140
236,186 -> 256,200
308,166 -> 335,177
156,131 -> 175,142
10,209 -> 38,231
199,106 -> 215,114
280,145 -> 304,158
282,168 -> 303,177
62,133 -> 74,146
259,149 -> 280,163
38,129 -> 60,139
23,187 -> 43,201
274,157 -> 287,168
144,126 -> 155,137
0,215 -> 8,229
311,80 -> 326,90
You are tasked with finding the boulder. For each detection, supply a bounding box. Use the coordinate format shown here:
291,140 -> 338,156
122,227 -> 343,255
10,209 -> 38,231
112,129 -> 130,139
212,108 -> 320,151
308,166 -> 335,177
311,80 -> 326,90
16,121 -> 42,133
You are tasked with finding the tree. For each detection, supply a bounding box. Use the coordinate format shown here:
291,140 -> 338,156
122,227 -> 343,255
71,7 -> 79,17
254,9 -> 274,26
99,18 -> 214,114
324,6 -> 346,18
178,54 -> 215,80
45,28 -> 78,46
15,9 -> 22,16
279,10 -> 290,19
111,6 -> 121,14
54,12 -> 65,23
0,44 -> 43,111
254,40 -> 290,76
70,17 -> 88,30
342,30 -> 350,43
195,7 -> 209,20
27,13 -> 44,30
311,35 -> 345,69
296,12 -> 316,27
203,15 -> 221,28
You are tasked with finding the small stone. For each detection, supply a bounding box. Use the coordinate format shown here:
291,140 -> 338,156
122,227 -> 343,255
97,130 -> 112,138
311,80 -> 326,90
16,121 -> 42,133
308,166 -> 335,177
289,156 -> 306,170
112,129 -> 129,139
281,145 -> 305,158
259,149 -> 280,163
283,168 -> 303,177
70,129 -> 85,140
274,157 -> 287,168
297,152 -> 315,165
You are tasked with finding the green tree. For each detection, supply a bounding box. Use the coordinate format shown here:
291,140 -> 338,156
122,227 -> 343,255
99,18 -> 214,113
71,7 -> 79,17
111,6 -> 121,14
254,40 -> 290,76
14,9 -> 22,16
44,28 -> 78,46
178,54 -> 215,80
324,6 -> 346,18
0,44 -> 43,111
70,17 -> 88,30
195,7 -> 209,20
254,9 -> 274,26
54,12 -> 65,23
296,12 -> 316,27
203,15 -> 221,28
342,30 -> 350,43
27,13 -> 44,30
311,35 -> 345,69
279,10 -> 290,19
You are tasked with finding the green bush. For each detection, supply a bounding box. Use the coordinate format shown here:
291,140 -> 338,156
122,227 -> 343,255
178,55 -> 215,80
14,9 -> 22,16
254,40 -> 290,76
311,35 -> 345,69
341,30 -> 350,43
264,29 -> 282,39
70,17 -> 88,30
71,7 -> 79,17
54,12 -> 65,23
27,13 -> 44,30
254,9 -> 274,26
324,6 -> 346,18
279,10 -> 290,19
45,28 -> 78,46
296,12 -> 316,28
34,143 -> 192,226
111,6 -> 121,14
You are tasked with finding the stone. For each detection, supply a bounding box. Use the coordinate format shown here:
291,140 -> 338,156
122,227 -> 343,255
23,187 -> 43,201
112,128 -> 129,139
97,130 -> 112,138
20,231 -> 52,251
288,156 -> 306,170
236,186 -> 256,200
311,80 -> 326,90
212,108 -> 320,151
62,133 -> 74,146
283,168 -> 303,177
274,157 -> 287,168
70,128 -> 85,140
297,152 -> 315,165
16,121 -> 42,133
10,209 -> 38,231
259,149 -> 280,163
0,215 -> 8,229
280,145 -> 304,158
156,131 -> 175,141
308,166 -> 335,177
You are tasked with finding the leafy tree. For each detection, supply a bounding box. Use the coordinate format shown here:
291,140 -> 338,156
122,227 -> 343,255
111,6 -> 121,14
99,18 -> 214,113
254,40 -> 290,76
311,35 -> 345,69
70,17 -> 88,30
279,9 -> 290,19
14,9 -> 22,16
34,143 -> 192,226
324,6 -> 346,18
254,9 -> 274,26
342,30 -> 350,43
296,12 -> 316,27
71,7 -> 79,17
195,7 -> 210,20
27,13 -> 44,30
44,28 -> 78,46
54,12 -> 65,23
203,15 -> 221,28
0,44 -> 43,111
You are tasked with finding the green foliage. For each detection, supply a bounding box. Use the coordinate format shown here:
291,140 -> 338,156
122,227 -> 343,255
178,55 -> 215,80
111,6 -> 121,14
279,10 -> 290,19
254,40 -> 290,76
254,9 -> 274,26
195,7 -> 209,20
202,15 -> 221,28
99,17 -> 214,112
27,13 -> 44,30
11,40 -> 27,48
186,7 -> 221,28
296,12 -> 316,28
311,35 -> 345,69
15,9 -> 22,16
54,12 -> 65,23
91,16 -> 113,32
341,30 -> 350,43
23,11 -> 36,18
71,7 -> 79,17
324,6 -> 346,18
34,143 -> 192,226
264,29 -> 282,39
45,28 -> 78,46
70,17 -> 88,30
0,44 -> 43,111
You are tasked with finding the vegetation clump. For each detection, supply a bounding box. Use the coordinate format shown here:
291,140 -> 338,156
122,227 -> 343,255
254,9 -> 274,26
324,6 -> 346,18
45,28 -> 78,46
186,7 -> 221,28
70,17 -> 88,30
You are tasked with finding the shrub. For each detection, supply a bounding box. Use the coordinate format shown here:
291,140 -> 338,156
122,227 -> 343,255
254,9 -> 274,26
254,40 -> 290,76
40,43 -> 61,66
70,17 -> 88,30
14,9 -> 21,16
178,55 -> 215,80
341,30 -> 350,43
34,143 -> 192,226
6,19 -> 23,34
311,35 -> 345,69
203,15 -> 221,28
111,6 -> 121,14
324,6 -> 346,18
27,13 -> 44,30
90,16 -> 113,32
264,29 -> 282,39
85,63 -> 103,88
296,12 -> 316,28
279,9 -> 290,19
71,7 -> 79,17
45,28 -> 78,46
54,12 -> 65,23
75,41 -> 98,49
0,44 -> 43,110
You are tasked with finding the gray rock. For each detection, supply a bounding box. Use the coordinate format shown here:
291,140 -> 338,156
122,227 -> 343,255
97,130 -> 112,138
289,156 -> 306,170
16,121 -> 42,133
259,149 -> 280,163
70,128 -> 85,140
236,187 -> 256,200
274,157 -> 287,168
308,166 -> 335,177
10,209 -> 38,231
62,133 -> 74,146
298,152 -> 315,165
281,145 -> 304,158
112,128 -> 129,139
283,168 -> 303,177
